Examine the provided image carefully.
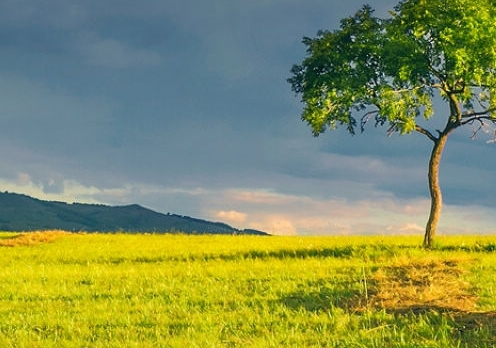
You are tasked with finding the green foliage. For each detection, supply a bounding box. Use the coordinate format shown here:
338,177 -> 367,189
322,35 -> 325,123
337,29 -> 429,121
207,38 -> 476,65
288,0 -> 496,137
1,233 -> 496,347
289,0 -> 496,248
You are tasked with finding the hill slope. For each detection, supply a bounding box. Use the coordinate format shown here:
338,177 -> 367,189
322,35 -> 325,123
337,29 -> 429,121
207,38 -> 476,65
0,192 -> 268,235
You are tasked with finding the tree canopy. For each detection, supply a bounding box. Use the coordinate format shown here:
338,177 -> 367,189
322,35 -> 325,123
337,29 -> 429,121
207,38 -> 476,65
288,0 -> 496,247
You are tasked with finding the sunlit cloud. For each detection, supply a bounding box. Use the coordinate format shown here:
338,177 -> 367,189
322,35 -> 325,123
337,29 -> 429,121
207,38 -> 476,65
387,223 -> 425,235
216,210 -> 247,225
0,175 -> 495,237
246,215 -> 297,236
205,188 -> 496,236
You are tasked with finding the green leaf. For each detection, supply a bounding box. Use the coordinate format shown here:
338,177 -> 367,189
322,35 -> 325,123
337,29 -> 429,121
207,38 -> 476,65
288,0 -> 496,137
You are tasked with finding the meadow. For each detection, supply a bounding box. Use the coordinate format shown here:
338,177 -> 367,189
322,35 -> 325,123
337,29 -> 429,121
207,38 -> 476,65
0,231 -> 495,347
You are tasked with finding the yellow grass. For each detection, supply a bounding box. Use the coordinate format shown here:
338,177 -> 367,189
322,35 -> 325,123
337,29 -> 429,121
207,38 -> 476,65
0,232 -> 495,346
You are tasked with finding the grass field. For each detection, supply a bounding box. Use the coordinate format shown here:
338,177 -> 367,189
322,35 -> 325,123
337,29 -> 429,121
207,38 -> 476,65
0,231 -> 495,347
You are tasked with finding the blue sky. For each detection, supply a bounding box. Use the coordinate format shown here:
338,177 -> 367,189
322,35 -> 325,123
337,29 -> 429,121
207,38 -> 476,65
0,0 -> 495,235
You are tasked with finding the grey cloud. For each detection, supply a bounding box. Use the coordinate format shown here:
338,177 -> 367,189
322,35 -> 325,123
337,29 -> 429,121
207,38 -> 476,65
41,178 -> 65,194
0,1 -> 87,28
0,0 -> 493,235
75,32 -> 163,69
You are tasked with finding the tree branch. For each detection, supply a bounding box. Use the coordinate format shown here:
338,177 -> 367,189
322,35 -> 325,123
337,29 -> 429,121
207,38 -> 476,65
360,110 -> 382,132
415,125 -> 438,142
461,115 -> 495,126
461,107 -> 496,120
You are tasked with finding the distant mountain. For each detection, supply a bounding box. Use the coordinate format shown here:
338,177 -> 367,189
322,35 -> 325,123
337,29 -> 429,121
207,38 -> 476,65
0,192 -> 269,235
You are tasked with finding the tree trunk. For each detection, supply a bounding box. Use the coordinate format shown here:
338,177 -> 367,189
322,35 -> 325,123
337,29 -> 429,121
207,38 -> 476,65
423,133 -> 449,248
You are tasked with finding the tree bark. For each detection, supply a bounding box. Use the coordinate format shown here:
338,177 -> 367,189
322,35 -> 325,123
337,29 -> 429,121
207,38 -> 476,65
423,133 -> 449,248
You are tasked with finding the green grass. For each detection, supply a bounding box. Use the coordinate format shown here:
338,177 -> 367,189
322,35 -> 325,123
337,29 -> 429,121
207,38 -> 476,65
0,232 -> 495,347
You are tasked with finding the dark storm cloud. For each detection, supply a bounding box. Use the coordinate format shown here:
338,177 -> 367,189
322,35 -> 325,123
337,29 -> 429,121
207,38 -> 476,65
0,0 -> 494,234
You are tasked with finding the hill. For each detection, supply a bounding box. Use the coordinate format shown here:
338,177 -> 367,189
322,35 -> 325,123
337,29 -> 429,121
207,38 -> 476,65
0,191 -> 268,235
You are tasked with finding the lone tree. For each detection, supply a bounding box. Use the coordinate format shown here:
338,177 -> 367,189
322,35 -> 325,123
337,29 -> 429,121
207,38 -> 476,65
288,0 -> 496,248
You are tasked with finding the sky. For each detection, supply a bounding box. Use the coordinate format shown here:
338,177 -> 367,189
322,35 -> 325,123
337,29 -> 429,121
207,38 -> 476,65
0,0 -> 495,236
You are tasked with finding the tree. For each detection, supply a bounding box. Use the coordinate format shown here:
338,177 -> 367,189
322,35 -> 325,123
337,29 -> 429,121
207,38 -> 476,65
288,0 -> 496,248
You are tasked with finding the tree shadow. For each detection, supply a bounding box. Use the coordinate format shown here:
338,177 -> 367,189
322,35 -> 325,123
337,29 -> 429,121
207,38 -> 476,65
386,306 -> 496,346
451,310 -> 496,345
279,285 -> 362,313
215,243 -> 412,262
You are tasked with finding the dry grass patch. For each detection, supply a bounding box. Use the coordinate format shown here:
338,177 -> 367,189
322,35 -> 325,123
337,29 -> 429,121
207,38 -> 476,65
0,230 -> 73,247
346,256 -> 496,345
363,257 -> 478,313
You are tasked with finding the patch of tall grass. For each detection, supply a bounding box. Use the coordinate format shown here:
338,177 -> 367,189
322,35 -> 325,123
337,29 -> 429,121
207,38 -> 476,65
0,232 -> 495,347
